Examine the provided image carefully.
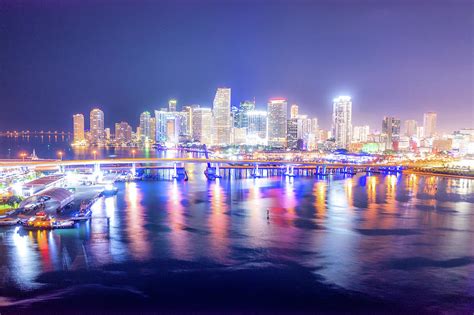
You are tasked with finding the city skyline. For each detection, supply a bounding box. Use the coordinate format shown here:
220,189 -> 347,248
1,1 -> 472,132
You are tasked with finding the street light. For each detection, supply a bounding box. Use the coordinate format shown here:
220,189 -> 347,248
20,152 -> 27,161
92,150 -> 97,160
57,151 -> 63,161
131,149 -> 136,158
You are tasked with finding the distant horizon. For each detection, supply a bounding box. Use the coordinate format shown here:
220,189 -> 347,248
0,92 -> 468,134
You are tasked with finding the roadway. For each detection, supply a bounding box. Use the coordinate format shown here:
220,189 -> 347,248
0,157 -> 406,169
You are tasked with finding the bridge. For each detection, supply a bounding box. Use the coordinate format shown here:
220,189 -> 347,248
0,157 -> 405,180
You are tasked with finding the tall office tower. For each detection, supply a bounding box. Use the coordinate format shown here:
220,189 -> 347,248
423,112 -> 437,137
73,114 -> 85,143
287,118 -> 298,149
332,96 -> 352,149
182,105 -> 197,137
166,118 -> 178,144
353,125 -> 370,142
267,98 -> 288,148
247,110 -> 268,144
169,99 -> 177,112
297,115 -> 318,149
172,112 -> 188,138
104,128 -> 111,140
212,88 -> 232,145
154,110 -> 169,143
404,120 -> 418,137
234,100 -> 256,129
90,108 -> 105,144
139,111 -> 151,142
149,117 -> 156,142
115,122 -> 132,144
416,126 -> 425,139
382,116 -> 401,150
311,118 -> 319,133
192,107 -> 213,145
290,104 -> 299,119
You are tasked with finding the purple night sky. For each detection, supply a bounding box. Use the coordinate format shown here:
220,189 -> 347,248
0,0 -> 472,132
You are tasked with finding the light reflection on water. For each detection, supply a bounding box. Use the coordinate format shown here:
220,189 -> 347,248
0,172 -> 473,311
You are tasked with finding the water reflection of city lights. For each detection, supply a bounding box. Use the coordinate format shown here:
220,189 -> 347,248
124,182 -> 150,260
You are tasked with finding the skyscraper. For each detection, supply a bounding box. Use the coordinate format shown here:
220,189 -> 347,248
149,117 -> 156,142
290,104 -> 299,119
247,110 -> 267,144
73,114 -> 85,144
192,107 -> 212,145
423,112 -> 437,137
212,88 -> 232,145
115,121 -> 132,144
233,100 -> 255,129
90,108 -> 105,144
287,118 -> 298,149
182,105 -> 197,137
154,110 -> 169,143
382,116 -> 401,150
139,111 -> 151,142
169,99 -> 177,112
404,120 -> 418,137
267,98 -> 288,148
332,96 -> 352,149
353,125 -> 370,142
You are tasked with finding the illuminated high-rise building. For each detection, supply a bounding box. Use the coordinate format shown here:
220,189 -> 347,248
149,117 -> 156,142
169,99 -> 177,112
423,112 -> 437,137
154,110 -> 169,143
139,111 -> 151,142
192,107 -> 212,145
212,88 -> 232,145
267,98 -> 288,148
115,121 -> 132,143
404,120 -> 418,137
233,100 -> 255,129
247,110 -> 267,145
353,125 -> 370,142
183,105 -> 197,137
287,118 -> 298,149
290,104 -> 299,119
90,108 -> 105,144
332,96 -> 352,149
73,114 -> 85,143
382,116 -> 401,150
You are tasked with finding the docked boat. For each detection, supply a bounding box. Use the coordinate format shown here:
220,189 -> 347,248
23,214 -> 56,230
54,220 -> 75,229
72,206 -> 92,222
0,217 -> 20,226
101,184 -> 118,197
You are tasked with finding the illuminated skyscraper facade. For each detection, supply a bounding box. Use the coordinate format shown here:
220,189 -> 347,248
73,114 -> 85,144
290,104 -> 299,119
382,116 -> 401,150
213,88 -> 232,145
404,120 -> 417,137
169,99 -> 177,112
332,96 -> 352,149
115,121 -> 132,144
353,125 -> 370,142
233,100 -> 255,129
192,107 -> 212,145
90,108 -> 105,144
423,112 -> 437,137
267,98 -> 288,148
247,110 -> 267,145
139,111 -> 151,142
